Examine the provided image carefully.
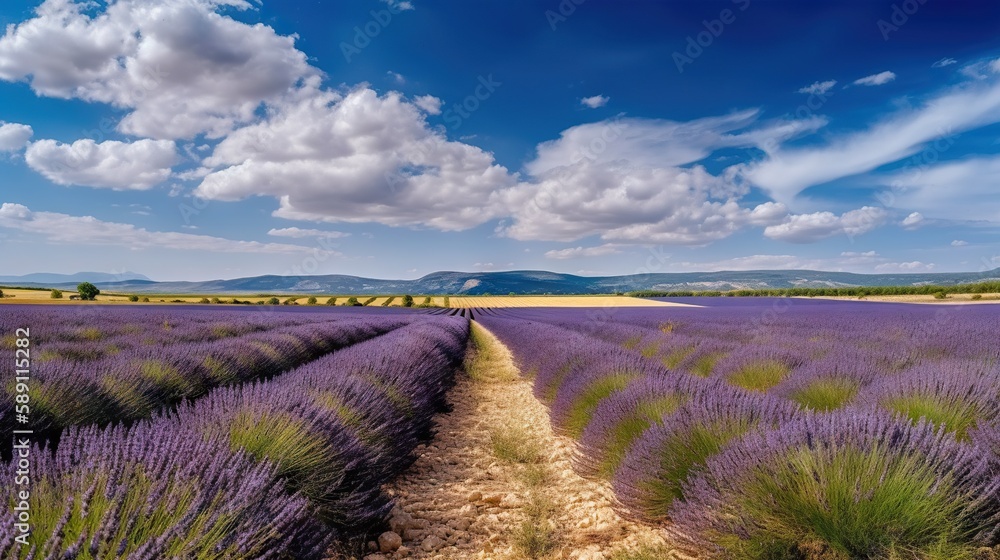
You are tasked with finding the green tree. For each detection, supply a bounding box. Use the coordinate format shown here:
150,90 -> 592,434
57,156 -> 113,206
77,282 -> 100,301
346,296 -> 361,306
0,288 -> 5,298
128,295 -> 139,302
267,297 -> 280,305
326,297 -> 337,306
307,296 -> 318,305
402,294 -> 414,307
50,289 -> 63,299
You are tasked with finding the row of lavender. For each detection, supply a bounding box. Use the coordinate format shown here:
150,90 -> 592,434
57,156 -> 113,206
1,315 -> 468,558
0,306 -> 415,459
477,301 -> 1000,558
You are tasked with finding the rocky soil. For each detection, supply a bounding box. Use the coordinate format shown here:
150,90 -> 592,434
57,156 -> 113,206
356,323 -> 701,560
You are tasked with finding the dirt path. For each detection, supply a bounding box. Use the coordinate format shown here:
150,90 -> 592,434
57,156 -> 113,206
362,322 -> 699,560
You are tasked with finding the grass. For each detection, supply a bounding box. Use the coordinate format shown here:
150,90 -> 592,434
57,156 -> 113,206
885,394 -> 981,441
597,394 -> 685,478
607,544 -> 676,560
788,377 -> 860,412
719,445 -> 975,560
490,425 -> 543,464
728,360 -> 792,392
513,490 -> 559,559
467,322 -> 520,383
662,345 -> 696,369
564,373 -> 636,438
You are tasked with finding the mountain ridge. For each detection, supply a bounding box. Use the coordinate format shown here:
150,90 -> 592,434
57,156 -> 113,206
3,268 -> 999,295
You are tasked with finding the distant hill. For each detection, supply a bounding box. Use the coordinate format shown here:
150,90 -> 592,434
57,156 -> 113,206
4,268 -> 999,295
0,271 -> 151,284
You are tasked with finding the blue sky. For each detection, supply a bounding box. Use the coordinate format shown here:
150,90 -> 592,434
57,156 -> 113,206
1,0 -> 999,281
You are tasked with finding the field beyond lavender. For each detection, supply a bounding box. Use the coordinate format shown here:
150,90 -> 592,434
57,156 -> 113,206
2,299 -> 999,559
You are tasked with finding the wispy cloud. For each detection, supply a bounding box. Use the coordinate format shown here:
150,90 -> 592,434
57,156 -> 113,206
0,203 -> 330,255
797,80 -> 836,95
544,244 -> 621,259
853,71 -> 896,86
933,57 -> 957,68
268,227 -> 350,239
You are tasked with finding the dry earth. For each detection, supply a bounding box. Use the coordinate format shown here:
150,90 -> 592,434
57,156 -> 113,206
355,322 -> 700,560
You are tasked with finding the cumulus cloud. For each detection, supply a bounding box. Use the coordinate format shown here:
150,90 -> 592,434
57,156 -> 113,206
745,79 -> 1000,203
544,244 -> 621,260
853,71 -> 896,86
951,239 -> 968,246
933,57 -> 957,68
196,84 -> 517,230
0,122 -> 33,151
500,161 -> 752,244
413,94 -> 442,115
901,212 -> 925,229
0,202 -> 329,255
381,0 -> 415,10
0,0 -> 315,139
763,206 -> 887,243
797,80 -> 836,95
25,139 -> 178,189
580,95 -> 609,109
268,227 -> 350,239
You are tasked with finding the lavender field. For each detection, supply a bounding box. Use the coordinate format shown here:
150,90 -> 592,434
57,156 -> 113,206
477,299 -> 1000,559
2,300 -> 999,559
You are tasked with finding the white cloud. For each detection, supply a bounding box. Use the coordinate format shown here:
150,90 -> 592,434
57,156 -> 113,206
413,94 -> 442,115
381,0 -> 415,10
901,212 -> 925,229
875,261 -> 935,272
544,244 -> 621,260
268,227 -> 349,239
196,84 -> 517,230
763,206 -> 887,243
0,0 -> 316,139
25,139 -> 177,189
0,122 -> 33,151
527,111 -> 825,177
887,156 -> 1000,222
0,202 -> 331,255
500,161 -> 752,244
797,80 -> 836,95
841,250 -> 879,258
853,71 -> 896,86
932,58 -> 957,68
745,79 -> 1000,203
580,95 -> 609,109
951,240 -> 968,246
387,71 -> 405,84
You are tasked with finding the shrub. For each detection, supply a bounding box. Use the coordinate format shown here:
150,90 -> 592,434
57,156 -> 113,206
307,296 -> 318,305
673,413 -> 1000,559
971,294 -> 983,300
0,288 -> 4,298
345,296 -> 361,306
283,298 -> 297,305
141,297 -> 150,302
402,294 -> 414,307
127,294 -> 139,302
443,296 -> 450,307
267,297 -> 280,305
199,298 -> 210,304
326,297 -> 337,306
362,296 -> 377,306
77,282 -> 100,300
50,289 -> 63,299
211,297 -> 221,304
934,291 -> 948,299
